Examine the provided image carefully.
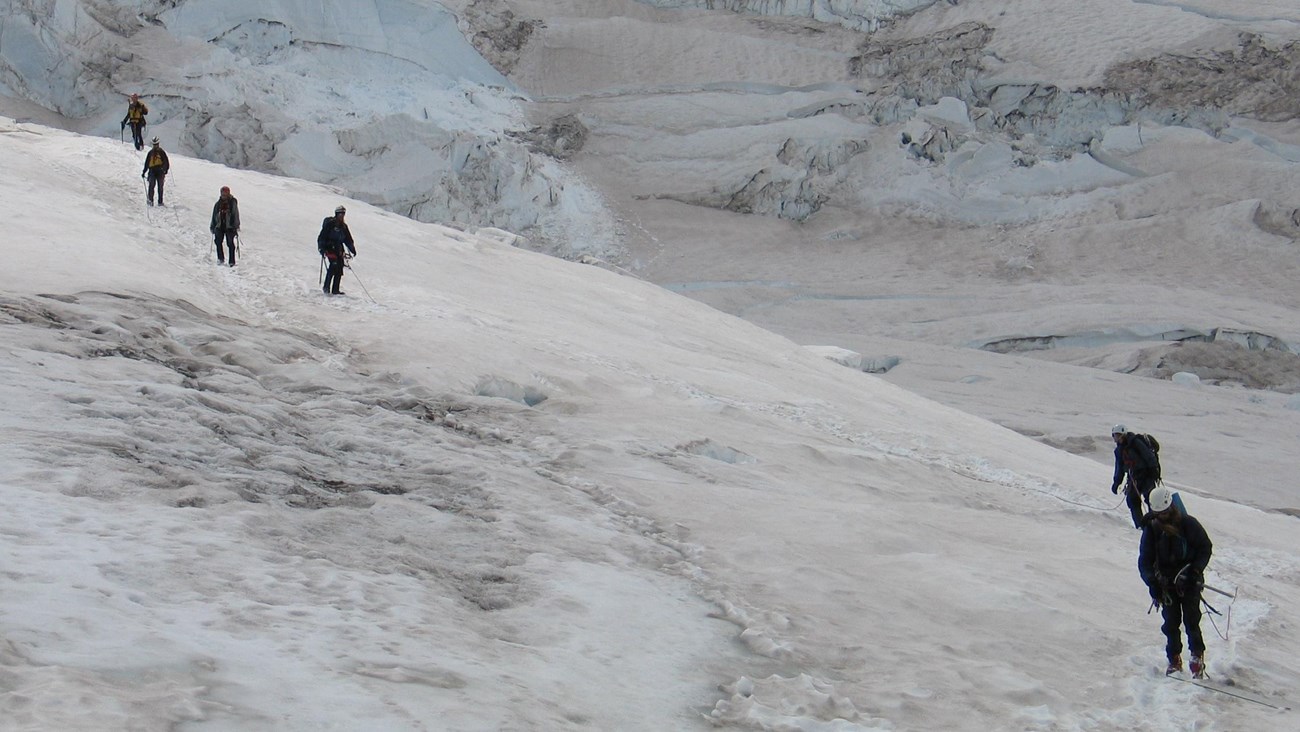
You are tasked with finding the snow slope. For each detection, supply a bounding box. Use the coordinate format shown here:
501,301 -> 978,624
2,117 -> 1298,730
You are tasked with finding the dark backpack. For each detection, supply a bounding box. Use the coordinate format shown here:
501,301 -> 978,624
319,216 -> 347,258
1138,433 -> 1162,483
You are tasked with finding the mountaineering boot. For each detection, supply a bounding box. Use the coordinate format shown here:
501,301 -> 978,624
1190,654 -> 1206,679
1166,654 -> 1183,675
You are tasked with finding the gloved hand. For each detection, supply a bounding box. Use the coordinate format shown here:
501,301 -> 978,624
1111,482 -> 1121,495
1174,569 -> 1202,595
141,172 -> 146,178
1150,584 -> 1174,606
121,120 -> 127,130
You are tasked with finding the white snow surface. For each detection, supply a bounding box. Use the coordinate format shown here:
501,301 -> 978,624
2,116 -> 1299,729
3,0 -> 1300,729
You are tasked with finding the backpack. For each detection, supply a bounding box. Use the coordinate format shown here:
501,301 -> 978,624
1137,433 -> 1162,483
319,217 -> 339,257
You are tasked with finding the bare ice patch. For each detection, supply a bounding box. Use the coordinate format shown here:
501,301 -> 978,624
473,375 -> 549,406
679,438 -> 755,465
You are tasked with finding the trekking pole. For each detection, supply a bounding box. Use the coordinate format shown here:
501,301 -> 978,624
344,260 -> 376,304
319,256 -> 325,285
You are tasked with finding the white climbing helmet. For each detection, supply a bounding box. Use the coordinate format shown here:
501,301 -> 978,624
1111,423 -> 1127,436
1148,485 -> 1175,513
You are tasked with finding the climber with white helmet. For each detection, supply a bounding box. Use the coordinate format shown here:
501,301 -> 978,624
1138,485 -> 1213,678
